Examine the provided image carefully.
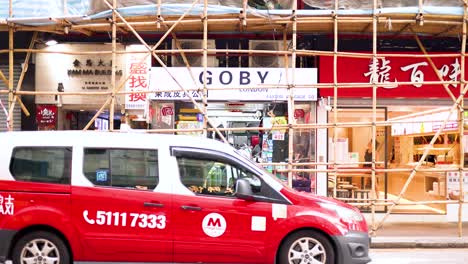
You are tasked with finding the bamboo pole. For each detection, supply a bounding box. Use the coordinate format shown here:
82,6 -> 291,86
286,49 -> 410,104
412,30 -> 459,107
202,0 -> 208,137
157,0 -> 162,29
457,0 -> 468,238
286,2 -> 297,189
109,0 -> 117,131
7,31 -> 37,122
332,0 -> 339,201
4,47 -> 464,59
370,0 -> 378,235
8,0 -> 13,131
64,15 -> 463,31
0,70 -> 8,87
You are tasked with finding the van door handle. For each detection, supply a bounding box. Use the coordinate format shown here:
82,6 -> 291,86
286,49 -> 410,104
181,205 -> 202,211
144,202 -> 164,208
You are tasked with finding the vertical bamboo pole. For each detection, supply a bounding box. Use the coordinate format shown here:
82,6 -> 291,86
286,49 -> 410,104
370,0 -> 378,235
202,0 -> 208,137
286,2 -> 297,189
332,0 -> 339,199
242,0 -> 247,27
0,70 -> 8,87
7,32 -> 37,119
457,1 -> 467,237
157,0 -> 162,29
8,0 -> 14,131
109,0 -> 117,131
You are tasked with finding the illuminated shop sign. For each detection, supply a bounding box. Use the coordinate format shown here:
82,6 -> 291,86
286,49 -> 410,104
35,44 -> 125,105
149,67 -> 317,101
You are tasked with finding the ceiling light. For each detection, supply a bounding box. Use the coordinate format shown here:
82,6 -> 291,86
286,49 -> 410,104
45,40 -> 58,46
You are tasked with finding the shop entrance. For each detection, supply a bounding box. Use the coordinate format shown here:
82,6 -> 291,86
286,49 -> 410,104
328,107 -> 388,212
150,100 -> 318,193
328,105 -> 456,214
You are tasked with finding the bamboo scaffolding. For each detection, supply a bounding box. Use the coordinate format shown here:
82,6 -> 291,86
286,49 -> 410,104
5,47 -> 466,59
82,0 -> 201,130
370,0 -> 378,234
101,0 -> 227,143
109,0 -> 117,131
8,0 -> 13,131
286,1 -> 298,189
375,72 -> 468,232
412,30 -> 458,106
0,69 -> 8,87
6,31 -> 37,124
332,0 -> 339,204
458,0 -> 468,237
4,0 -> 468,238
202,0 -> 209,138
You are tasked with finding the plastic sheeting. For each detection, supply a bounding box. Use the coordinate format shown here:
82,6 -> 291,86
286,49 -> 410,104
0,0 -> 464,25
302,0 -> 461,9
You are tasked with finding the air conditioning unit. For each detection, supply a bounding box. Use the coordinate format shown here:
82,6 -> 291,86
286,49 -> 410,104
171,39 -> 217,67
249,40 -> 292,68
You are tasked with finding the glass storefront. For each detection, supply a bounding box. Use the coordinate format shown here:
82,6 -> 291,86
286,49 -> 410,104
328,104 -> 459,214
150,100 -> 318,194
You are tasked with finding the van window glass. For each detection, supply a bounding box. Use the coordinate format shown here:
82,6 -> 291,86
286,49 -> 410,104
83,148 -> 158,190
9,147 -> 72,184
176,157 -> 266,198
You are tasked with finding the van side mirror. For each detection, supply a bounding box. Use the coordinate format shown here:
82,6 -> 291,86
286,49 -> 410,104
235,178 -> 255,201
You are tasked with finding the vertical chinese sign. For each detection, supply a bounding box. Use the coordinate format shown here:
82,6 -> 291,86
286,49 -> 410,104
36,105 -> 58,131
125,45 -> 151,110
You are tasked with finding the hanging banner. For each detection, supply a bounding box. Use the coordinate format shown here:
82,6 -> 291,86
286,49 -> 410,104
149,67 -> 317,101
36,105 -> 57,130
320,53 -> 465,98
125,45 -> 152,110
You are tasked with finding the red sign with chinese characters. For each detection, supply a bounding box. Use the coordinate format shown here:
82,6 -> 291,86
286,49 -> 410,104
125,45 -> 151,110
319,53 -> 465,98
36,105 -> 57,125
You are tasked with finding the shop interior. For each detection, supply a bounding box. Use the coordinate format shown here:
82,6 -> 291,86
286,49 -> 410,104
328,106 -> 462,214
150,100 -> 317,193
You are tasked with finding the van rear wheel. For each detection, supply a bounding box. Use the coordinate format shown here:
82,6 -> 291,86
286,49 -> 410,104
278,230 -> 334,264
12,231 -> 70,264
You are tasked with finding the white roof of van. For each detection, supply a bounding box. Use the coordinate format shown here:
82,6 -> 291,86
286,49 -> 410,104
0,131 -> 233,154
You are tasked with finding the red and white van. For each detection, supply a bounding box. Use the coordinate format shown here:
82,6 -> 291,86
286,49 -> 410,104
0,131 -> 370,264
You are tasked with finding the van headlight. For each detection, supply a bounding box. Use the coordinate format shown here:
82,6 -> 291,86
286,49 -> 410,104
319,202 -> 363,222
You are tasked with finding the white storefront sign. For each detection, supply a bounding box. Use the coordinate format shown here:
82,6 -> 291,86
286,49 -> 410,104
36,44 -> 125,106
125,45 -> 152,110
149,68 -> 317,101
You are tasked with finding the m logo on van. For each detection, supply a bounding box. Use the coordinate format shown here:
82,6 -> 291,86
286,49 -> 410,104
202,213 -> 226,237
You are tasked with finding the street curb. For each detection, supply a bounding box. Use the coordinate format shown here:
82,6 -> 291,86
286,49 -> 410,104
370,237 -> 468,248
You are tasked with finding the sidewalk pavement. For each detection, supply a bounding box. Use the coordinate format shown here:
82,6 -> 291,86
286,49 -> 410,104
369,222 -> 468,248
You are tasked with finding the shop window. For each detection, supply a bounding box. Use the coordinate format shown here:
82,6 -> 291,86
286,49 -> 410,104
83,148 -> 159,190
10,147 -> 72,184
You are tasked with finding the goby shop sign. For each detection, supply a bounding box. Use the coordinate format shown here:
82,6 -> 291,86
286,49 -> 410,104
149,68 -> 317,101
35,44 -> 124,105
320,53 -> 465,98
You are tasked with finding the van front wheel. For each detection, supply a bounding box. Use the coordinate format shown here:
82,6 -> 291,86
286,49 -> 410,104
278,230 -> 334,264
12,231 -> 70,264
